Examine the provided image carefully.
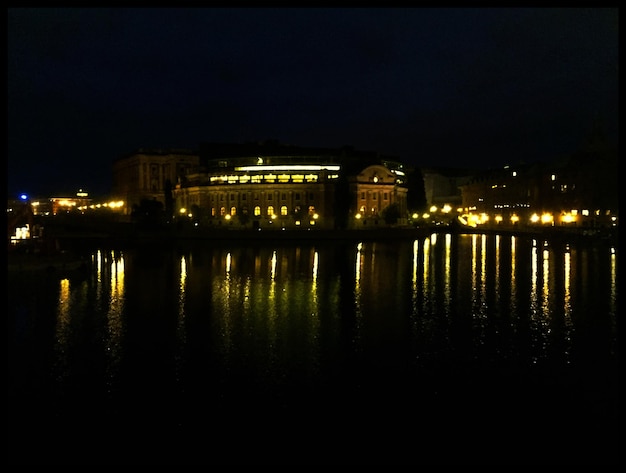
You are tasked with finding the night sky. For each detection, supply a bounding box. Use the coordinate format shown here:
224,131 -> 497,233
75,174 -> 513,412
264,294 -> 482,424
7,8 -> 618,198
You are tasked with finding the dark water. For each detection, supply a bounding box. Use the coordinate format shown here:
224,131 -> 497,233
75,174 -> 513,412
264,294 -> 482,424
8,233 -> 619,465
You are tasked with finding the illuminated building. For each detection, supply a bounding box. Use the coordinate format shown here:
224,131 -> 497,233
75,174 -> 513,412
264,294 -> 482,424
113,141 -> 410,230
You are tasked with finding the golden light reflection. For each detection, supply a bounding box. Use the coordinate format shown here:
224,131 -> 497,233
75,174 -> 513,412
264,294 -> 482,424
481,234 -> 487,307
95,249 -> 105,306
470,234 -> 486,337
473,234 -> 487,339
312,251 -> 319,282
421,237 -> 431,317
412,239 -> 419,286
529,239 -> 550,362
542,245 -> 550,318
444,233 -> 451,315
563,250 -> 573,362
530,239 -> 539,362
177,255 -> 188,355
510,236 -> 517,322
355,242 -> 363,281
214,253 -> 233,358
411,239 -> 419,319
354,242 -> 364,347
267,251 -> 279,360
609,247 -> 617,349
495,235 -> 501,309
271,251 -> 277,280
54,278 -> 72,384
105,252 -> 125,393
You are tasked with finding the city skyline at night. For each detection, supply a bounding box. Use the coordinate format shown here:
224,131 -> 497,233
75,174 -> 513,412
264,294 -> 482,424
8,8 -> 618,198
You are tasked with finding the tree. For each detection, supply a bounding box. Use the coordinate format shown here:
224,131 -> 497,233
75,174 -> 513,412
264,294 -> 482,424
131,198 -> 165,227
381,202 -> 401,225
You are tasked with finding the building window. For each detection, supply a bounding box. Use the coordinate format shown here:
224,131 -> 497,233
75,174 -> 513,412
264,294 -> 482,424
267,205 -> 274,216
268,193 -> 273,200
281,193 -> 286,201
384,193 -> 388,200
254,206 -> 261,216
220,207 -> 226,216
361,192 -> 365,200
230,206 -> 236,216
281,205 -> 288,216
295,192 -> 300,200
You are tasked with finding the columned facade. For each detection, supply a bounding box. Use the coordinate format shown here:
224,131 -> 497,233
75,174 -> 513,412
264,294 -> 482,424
113,143 -> 409,229
348,164 -> 408,228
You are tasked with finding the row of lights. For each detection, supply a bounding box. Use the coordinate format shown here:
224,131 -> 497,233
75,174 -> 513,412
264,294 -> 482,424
420,205 -> 617,228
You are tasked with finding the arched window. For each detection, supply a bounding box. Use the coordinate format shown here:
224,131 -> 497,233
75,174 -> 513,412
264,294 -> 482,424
254,206 -> 261,216
220,207 -> 226,216
267,205 -> 274,216
280,205 -> 288,216
230,206 -> 236,216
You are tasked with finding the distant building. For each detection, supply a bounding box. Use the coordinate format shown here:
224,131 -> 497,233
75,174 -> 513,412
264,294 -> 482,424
111,148 -> 200,214
421,167 -> 476,211
458,146 -> 618,229
112,141 -> 410,229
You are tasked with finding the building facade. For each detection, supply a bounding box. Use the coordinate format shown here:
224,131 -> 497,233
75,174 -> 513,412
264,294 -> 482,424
113,142 -> 410,229
111,148 -> 200,215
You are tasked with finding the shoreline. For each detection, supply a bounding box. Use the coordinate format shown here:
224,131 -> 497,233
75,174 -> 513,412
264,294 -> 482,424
8,224 -> 616,275
33,222 -> 618,247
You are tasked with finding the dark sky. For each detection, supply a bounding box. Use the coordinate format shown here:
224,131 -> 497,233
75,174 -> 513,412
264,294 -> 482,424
7,8 -> 618,198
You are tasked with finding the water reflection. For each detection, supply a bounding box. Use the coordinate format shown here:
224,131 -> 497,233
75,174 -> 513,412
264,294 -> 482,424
53,278 -> 72,385
7,233 -> 619,464
43,236 -> 619,378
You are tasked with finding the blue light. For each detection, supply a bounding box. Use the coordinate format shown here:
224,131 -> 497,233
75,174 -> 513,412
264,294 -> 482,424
19,194 -> 28,201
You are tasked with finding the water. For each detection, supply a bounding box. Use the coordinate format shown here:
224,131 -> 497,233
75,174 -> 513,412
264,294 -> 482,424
8,233 -> 619,465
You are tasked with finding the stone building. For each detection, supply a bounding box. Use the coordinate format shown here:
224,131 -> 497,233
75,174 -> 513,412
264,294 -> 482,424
112,141 -> 410,229
111,148 -> 200,215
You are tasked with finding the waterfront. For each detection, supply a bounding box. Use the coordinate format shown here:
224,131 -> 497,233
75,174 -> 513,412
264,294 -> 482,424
7,232 -> 619,465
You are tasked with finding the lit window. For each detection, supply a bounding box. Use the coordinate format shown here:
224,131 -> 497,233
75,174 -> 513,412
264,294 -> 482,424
281,205 -> 288,216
